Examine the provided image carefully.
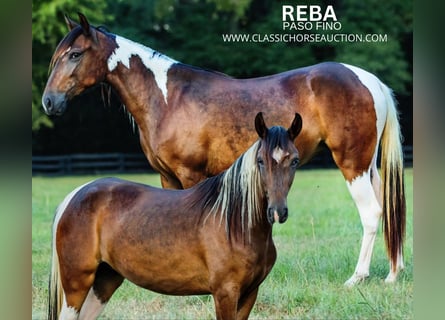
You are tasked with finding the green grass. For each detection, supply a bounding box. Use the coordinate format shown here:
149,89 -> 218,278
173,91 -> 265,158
32,169 -> 413,319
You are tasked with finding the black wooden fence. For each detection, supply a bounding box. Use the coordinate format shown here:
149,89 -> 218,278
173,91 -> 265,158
32,146 -> 412,176
32,153 -> 152,175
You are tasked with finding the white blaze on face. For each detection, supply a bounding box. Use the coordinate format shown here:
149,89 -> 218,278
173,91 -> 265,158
273,210 -> 280,223
272,147 -> 289,164
107,35 -> 177,104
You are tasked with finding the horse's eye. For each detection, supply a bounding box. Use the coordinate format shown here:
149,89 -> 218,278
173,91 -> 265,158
69,51 -> 82,60
257,158 -> 264,167
291,158 -> 299,168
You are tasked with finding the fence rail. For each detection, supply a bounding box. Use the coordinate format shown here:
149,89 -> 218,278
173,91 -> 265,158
32,146 -> 412,176
32,153 -> 152,175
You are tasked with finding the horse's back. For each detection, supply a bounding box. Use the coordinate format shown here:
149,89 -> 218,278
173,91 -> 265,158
149,61 -> 387,187
56,177 -> 155,238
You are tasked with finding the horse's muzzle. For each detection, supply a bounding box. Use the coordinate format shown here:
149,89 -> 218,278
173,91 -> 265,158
267,207 -> 288,224
42,92 -> 68,116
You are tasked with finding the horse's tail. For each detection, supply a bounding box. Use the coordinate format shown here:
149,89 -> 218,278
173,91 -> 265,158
380,84 -> 406,272
48,216 -> 63,320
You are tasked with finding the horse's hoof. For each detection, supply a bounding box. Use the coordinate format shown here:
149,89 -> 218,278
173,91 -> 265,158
384,274 -> 397,283
344,274 -> 367,287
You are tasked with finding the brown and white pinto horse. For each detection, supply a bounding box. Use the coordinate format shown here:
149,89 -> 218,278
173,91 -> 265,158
49,113 -> 302,320
42,13 -> 405,286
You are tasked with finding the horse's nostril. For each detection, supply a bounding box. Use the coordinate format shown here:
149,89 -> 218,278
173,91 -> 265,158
45,97 -> 52,109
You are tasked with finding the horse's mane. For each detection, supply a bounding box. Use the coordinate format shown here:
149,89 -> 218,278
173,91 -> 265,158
186,140 -> 264,240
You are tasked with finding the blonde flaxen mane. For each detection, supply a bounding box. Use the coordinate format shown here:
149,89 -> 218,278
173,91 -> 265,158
204,141 -> 264,238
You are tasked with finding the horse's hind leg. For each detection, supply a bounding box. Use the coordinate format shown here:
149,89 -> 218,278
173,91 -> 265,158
59,301 -> 82,320
59,271 -> 95,320
77,288 -> 105,320
78,263 -> 124,319
343,165 -> 382,286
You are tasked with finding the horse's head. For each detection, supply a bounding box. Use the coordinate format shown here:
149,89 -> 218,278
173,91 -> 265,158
254,112 -> 302,225
42,13 -> 114,115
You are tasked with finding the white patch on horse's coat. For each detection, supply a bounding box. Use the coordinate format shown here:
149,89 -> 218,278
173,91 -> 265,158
79,288 -> 107,319
344,170 -> 382,286
107,35 -> 177,103
272,147 -> 288,164
341,63 -> 387,141
59,300 -> 78,320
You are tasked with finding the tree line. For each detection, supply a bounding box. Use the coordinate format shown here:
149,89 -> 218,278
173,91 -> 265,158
32,0 -> 412,154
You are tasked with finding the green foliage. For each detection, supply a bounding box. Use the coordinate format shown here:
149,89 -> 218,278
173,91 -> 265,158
32,0 -> 111,54
335,40 -> 411,94
335,0 -> 413,94
206,0 -> 252,18
32,83 -> 52,131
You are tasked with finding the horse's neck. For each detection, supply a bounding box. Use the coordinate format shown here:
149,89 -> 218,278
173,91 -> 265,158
105,35 -> 177,126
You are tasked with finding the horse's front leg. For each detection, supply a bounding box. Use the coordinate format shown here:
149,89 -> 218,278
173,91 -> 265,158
212,284 -> 240,320
236,287 -> 259,320
159,174 -> 183,189
175,166 -> 210,189
158,164 -> 207,189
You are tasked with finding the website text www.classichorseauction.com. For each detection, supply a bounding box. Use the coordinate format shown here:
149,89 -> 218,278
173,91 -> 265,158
222,4 -> 388,43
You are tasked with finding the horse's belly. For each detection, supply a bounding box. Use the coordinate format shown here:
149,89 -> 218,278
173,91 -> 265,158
124,267 -> 211,296
104,245 -> 211,295
140,276 -> 210,296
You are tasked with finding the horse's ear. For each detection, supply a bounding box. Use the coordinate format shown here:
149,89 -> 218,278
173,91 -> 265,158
77,12 -> 99,44
78,12 -> 91,36
287,113 -> 303,141
255,112 -> 268,139
64,14 -> 78,31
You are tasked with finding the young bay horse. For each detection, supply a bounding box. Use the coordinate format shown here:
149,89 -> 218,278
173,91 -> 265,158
49,113 -> 302,320
42,13 -> 405,286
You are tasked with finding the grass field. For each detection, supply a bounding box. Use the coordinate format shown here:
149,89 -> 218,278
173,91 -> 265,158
32,168 -> 413,319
